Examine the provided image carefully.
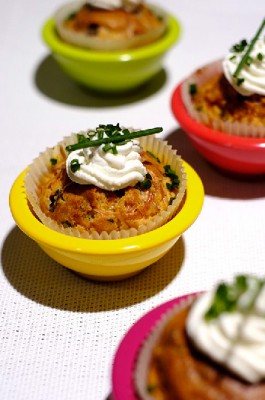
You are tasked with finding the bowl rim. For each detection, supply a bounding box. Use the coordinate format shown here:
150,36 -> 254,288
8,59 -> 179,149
171,82 -> 265,151
42,13 -> 181,62
9,161 -> 204,255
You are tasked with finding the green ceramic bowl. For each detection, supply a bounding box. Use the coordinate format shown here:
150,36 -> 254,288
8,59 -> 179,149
42,12 -> 181,92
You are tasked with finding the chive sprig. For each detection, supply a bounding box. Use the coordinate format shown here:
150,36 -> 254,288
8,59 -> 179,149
66,125 -> 163,152
233,18 -> 265,79
204,275 -> 265,320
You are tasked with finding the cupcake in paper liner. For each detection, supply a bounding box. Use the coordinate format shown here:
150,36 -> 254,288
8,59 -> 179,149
54,0 -> 168,51
25,125 -> 186,240
134,295 -> 195,400
134,274 -> 265,399
181,25 -> 265,138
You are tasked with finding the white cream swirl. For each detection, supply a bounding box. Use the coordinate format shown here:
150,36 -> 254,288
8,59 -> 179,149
85,0 -> 142,11
186,276 -> 265,383
66,138 -> 147,191
223,37 -> 265,96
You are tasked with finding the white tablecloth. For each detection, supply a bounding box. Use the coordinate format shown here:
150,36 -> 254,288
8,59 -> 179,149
1,1 -> 265,399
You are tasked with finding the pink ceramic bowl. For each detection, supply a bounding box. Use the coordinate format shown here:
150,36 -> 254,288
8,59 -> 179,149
171,83 -> 265,175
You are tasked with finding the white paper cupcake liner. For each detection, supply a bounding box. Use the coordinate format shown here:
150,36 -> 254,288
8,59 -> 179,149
55,1 -> 168,51
182,59 -> 265,138
134,294 -> 197,399
25,132 -> 186,240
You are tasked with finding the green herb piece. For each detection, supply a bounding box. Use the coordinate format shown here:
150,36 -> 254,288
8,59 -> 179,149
49,189 -> 63,212
230,39 -> 248,53
236,77 -> 245,86
66,12 -> 76,20
147,150 -> 161,163
139,173 -> 152,190
102,143 -> 112,153
50,158 -> 57,165
164,165 -> 175,176
70,159 -> 81,173
164,165 -> 180,190
62,220 -> 72,228
169,196 -> 176,205
189,83 -> 197,95
166,180 -> 179,190
116,140 -> 128,146
140,180 -> 152,189
233,18 -> 265,79
147,384 -> 157,393
66,125 -> 163,152
102,143 -> 118,154
204,275 -> 265,320
257,52 -> 264,61
88,130 -> 97,138
98,129 -> 104,140
77,134 -> 87,143
246,56 -> 253,66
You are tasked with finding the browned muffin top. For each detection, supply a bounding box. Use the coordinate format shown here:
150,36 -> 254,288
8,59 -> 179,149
190,72 -> 265,127
63,4 -> 163,40
37,150 -> 180,234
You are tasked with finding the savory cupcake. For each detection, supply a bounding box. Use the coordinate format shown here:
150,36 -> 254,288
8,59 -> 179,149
181,19 -> 265,138
135,274 -> 265,399
25,124 -> 186,240
55,0 -> 168,51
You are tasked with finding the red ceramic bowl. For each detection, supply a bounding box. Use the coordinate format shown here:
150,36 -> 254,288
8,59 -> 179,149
171,83 -> 265,175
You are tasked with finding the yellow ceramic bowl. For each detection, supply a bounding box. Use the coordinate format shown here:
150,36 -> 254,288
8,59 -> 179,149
9,161 -> 203,281
42,11 -> 181,92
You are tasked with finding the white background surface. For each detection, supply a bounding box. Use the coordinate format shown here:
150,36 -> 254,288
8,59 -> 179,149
1,1 -> 265,399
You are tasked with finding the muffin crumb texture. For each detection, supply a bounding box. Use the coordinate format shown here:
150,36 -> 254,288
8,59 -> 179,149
37,150 -> 180,234
64,4 -> 163,40
190,72 -> 265,127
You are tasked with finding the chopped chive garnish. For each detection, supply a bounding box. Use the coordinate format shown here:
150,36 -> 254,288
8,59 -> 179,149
70,159 -> 81,173
204,275 -> 265,320
77,134 -> 87,143
102,143 -> 118,154
164,165 -> 176,176
66,125 -> 163,152
147,384 -> 157,393
66,12 -> 76,20
140,179 -> 152,189
237,77 -> 245,86
147,150 -> 161,163
49,189 -> 63,212
50,158 -> 57,165
257,52 -> 264,61
233,18 -> 265,79
139,173 -> 152,190
230,39 -> 248,53
189,83 -> 197,95
246,56 -> 253,66
169,196 -> 176,205
164,165 -> 180,190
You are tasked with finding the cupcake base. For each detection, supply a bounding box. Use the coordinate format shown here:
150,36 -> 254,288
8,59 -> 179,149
25,133 -> 186,240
